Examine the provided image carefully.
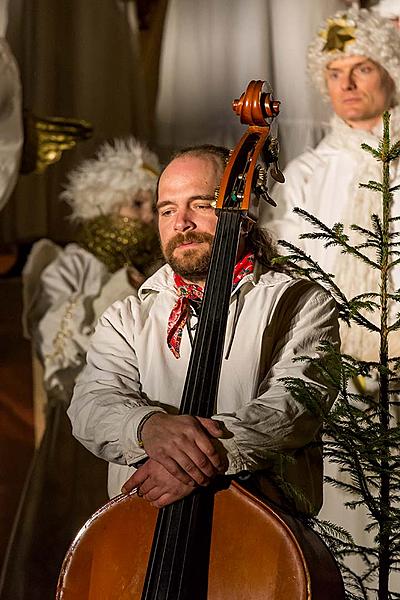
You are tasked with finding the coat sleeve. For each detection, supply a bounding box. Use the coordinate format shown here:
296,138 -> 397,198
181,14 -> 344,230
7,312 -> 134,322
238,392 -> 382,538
67,297 -> 165,466
215,282 -> 340,475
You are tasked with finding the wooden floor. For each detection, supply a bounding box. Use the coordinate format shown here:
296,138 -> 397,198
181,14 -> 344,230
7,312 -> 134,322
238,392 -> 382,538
0,277 -> 34,566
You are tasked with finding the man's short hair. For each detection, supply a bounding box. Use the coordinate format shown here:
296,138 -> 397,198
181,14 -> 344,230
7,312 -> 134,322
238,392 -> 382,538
172,144 -> 230,175
155,144 -> 230,208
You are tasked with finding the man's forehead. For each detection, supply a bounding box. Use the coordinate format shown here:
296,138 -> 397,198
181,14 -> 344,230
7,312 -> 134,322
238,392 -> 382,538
326,55 -> 375,70
157,155 -> 219,205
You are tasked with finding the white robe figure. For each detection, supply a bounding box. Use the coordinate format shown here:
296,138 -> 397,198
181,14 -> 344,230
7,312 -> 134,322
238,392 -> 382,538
23,241 -> 135,405
1,134 -> 161,590
0,0 -> 22,211
264,108 -> 400,593
265,109 -> 400,361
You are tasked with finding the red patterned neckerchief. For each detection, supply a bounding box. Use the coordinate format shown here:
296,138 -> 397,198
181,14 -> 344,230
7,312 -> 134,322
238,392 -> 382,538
167,252 -> 255,358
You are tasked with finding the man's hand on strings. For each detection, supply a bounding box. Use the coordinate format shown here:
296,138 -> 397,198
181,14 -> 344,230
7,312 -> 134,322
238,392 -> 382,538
121,458 -> 196,507
138,413 -> 228,487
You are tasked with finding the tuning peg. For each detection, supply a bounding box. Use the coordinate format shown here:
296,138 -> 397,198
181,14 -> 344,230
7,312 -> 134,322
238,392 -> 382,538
270,162 -> 285,184
261,137 -> 284,184
253,165 -> 277,206
263,188 -> 277,207
253,184 -> 277,207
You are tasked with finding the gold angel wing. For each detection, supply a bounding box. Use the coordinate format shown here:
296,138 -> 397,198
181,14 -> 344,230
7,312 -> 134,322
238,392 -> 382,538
21,112 -> 93,174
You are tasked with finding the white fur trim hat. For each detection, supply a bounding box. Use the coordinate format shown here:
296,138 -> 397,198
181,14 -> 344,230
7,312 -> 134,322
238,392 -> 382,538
61,137 -> 160,221
373,0 -> 400,20
307,5 -> 400,100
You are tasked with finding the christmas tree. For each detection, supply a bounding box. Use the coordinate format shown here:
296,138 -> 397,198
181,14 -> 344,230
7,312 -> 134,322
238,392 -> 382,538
273,112 -> 400,599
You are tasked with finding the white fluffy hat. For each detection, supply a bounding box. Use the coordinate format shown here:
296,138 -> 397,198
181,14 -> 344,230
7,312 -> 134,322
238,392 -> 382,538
307,5 -> 400,100
61,137 -> 160,221
373,0 -> 400,19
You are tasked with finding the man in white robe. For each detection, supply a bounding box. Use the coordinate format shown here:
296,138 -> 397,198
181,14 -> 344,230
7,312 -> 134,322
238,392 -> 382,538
264,4 -> 400,593
266,5 -> 400,362
0,0 -> 22,211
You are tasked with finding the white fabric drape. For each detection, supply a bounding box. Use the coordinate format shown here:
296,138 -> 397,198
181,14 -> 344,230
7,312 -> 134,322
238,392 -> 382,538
156,0 -> 344,165
0,0 -> 8,34
267,0 -> 344,164
156,0 -> 273,153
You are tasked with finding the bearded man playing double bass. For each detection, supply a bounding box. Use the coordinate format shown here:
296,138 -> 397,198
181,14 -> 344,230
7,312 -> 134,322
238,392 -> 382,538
68,144 -> 339,516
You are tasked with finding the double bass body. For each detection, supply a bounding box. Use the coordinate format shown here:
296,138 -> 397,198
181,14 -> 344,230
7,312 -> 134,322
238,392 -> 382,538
57,480 -> 344,599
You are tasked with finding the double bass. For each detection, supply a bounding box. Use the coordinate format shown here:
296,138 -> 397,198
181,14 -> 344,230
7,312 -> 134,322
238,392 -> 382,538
57,81 -> 345,599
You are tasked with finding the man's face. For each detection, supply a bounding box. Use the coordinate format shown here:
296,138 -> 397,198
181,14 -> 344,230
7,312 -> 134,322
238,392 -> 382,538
325,55 -> 395,130
156,154 -> 220,283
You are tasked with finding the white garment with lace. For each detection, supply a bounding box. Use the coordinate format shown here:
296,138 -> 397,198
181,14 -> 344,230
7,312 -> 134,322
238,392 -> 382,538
23,241 -> 135,404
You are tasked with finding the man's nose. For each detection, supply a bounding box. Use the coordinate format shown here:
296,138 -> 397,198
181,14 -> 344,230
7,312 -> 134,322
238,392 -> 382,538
342,72 -> 356,91
173,208 -> 195,232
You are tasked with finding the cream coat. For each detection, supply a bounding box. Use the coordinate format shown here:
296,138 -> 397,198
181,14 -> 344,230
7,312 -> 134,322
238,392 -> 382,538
68,262 -> 339,514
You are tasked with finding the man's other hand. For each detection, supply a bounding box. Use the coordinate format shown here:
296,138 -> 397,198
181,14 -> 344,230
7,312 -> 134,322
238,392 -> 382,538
121,458 -> 196,507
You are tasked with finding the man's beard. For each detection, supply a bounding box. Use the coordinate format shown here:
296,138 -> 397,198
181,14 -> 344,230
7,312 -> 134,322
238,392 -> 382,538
163,232 -> 214,281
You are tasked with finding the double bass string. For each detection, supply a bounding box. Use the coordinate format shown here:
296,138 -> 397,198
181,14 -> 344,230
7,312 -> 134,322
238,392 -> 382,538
182,210 -> 242,417
143,142 -> 261,599
180,146 -> 253,413
142,155 -> 254,598
141,211 -> 243,600
184,154 -> 252,416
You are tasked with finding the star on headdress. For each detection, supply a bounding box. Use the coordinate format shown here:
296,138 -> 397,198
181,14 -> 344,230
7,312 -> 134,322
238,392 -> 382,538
319,16 -> 356,53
